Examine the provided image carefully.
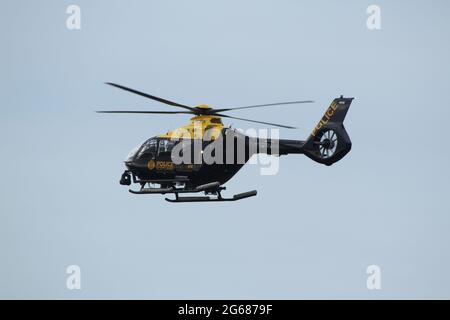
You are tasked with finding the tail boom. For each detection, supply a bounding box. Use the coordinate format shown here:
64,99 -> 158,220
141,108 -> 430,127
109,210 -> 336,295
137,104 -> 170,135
274,95 -> 354,166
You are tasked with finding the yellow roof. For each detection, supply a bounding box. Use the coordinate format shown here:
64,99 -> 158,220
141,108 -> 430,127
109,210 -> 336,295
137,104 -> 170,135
158,114 -> 224,140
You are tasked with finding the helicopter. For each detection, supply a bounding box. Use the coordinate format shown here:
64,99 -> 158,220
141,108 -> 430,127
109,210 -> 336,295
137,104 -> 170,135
97,83 -> 354,202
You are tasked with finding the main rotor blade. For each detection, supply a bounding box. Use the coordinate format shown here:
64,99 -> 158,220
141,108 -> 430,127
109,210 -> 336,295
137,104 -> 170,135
216,113 -> 298,129
213,100 -> 314,112
105,82 -> 197,112
96,110 -> 194,115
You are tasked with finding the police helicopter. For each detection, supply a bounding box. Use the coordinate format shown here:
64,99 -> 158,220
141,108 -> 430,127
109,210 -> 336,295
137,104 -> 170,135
97,83 -> 354,202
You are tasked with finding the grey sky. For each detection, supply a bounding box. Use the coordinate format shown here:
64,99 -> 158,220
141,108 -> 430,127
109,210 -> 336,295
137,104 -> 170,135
1,0 -> 449,299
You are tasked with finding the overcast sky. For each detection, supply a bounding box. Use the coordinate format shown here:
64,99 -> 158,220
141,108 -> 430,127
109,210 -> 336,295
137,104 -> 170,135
1,0 -> 449,299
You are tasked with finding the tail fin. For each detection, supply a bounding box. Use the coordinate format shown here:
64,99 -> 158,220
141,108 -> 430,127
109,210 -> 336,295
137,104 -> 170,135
302,95 -> 354,166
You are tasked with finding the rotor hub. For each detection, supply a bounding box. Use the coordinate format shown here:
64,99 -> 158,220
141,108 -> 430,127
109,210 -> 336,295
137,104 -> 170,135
195,104 -> 212,110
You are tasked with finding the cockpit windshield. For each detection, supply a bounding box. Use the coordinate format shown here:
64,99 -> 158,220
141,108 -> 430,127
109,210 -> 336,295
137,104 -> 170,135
137,138 -> 158,159
125,137 -> 179,162
125,144 -> 141,162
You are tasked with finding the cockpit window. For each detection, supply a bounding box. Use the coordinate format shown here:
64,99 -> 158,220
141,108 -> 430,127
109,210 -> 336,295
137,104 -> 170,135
158,139 -> 175,157
125,144 -> 141,161
138,138 -> 158,159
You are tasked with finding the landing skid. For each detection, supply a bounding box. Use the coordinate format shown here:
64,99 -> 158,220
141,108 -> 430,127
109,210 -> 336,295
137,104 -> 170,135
165,190 -> 257,203
128,181 -> 257,202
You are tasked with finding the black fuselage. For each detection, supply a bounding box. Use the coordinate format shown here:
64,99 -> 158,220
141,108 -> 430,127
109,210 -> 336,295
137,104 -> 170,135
124,128 -> 305,187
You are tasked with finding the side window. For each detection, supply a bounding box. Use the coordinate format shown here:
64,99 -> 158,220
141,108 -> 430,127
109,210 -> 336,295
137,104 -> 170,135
158,139 -> 175,157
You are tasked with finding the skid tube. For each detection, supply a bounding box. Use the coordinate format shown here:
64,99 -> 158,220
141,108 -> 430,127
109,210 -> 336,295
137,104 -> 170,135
129,181 -> 257,202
